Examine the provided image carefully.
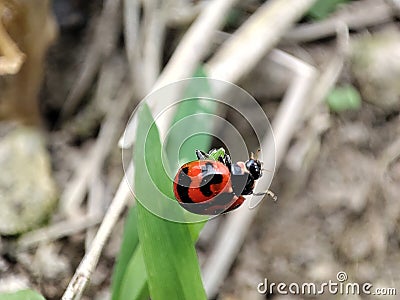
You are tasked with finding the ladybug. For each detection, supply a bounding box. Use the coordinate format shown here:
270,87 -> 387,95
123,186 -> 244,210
173,149 -> 277,215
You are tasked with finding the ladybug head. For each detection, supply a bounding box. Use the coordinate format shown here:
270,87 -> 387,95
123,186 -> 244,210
245,159 -> 262,180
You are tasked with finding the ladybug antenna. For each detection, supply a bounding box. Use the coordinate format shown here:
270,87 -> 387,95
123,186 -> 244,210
250,150 -> 261,160
253,190 -> 278,202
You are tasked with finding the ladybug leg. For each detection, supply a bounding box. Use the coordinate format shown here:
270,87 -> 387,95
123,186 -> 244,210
196,149 -> 210,160
215,152 -> 231,170
218,153 -> 231,170
224,153 -> 232,170
253,190 -> 278,202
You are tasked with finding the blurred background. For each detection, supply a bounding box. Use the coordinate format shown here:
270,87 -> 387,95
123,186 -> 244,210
0,0 -> 399,299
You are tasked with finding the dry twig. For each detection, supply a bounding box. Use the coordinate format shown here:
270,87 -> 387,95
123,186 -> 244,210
61,173 -> 133,300
60,0 -> 122,119
141,0 -> 167,94
123,0 -> 140,86
206,0 -> 317,82
85,175 -> 107,251
60,57 -> 131,218
283,0 -> 395,43
303,22 -> 350,118
16,214 -> 102,252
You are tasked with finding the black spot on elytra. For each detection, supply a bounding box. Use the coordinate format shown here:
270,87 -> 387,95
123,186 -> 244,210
200,174 -> 223,197
176,168 -> 192,203
180,192 -> 235,215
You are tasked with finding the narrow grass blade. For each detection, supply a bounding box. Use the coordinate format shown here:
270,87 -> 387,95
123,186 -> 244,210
134,103 -> 207,300
165,67 -> 216,167
119,246 -> 149,300
113,68 -> 213,300
111,205 -> 140,300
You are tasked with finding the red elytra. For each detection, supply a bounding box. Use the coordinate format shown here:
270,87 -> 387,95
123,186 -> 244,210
173,159 -> 245,215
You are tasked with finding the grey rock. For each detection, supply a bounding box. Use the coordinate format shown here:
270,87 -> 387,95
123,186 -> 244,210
0,125 -> 58,234
351,28 -> 400,111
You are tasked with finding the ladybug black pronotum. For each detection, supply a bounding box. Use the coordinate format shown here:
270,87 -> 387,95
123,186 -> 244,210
173,149 -> 276,215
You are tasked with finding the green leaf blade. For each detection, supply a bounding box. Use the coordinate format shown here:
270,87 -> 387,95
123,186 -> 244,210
134,103 -> 207,300
119,246 -> 149,300
0,290 -> 46,300
112,69 -> 214,300
165,67 -> 217,168
111,205 -> 140,300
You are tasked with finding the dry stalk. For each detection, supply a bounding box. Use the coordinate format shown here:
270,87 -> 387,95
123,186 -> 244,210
206,0 -> 317,82
283,0 -> 394,43
85,175 -> 107,251
141,0 -> 167,94
123,0 -> 140,86
60,0 -> 121,119
60,57 -> 131,218
16,214 -> 102,252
